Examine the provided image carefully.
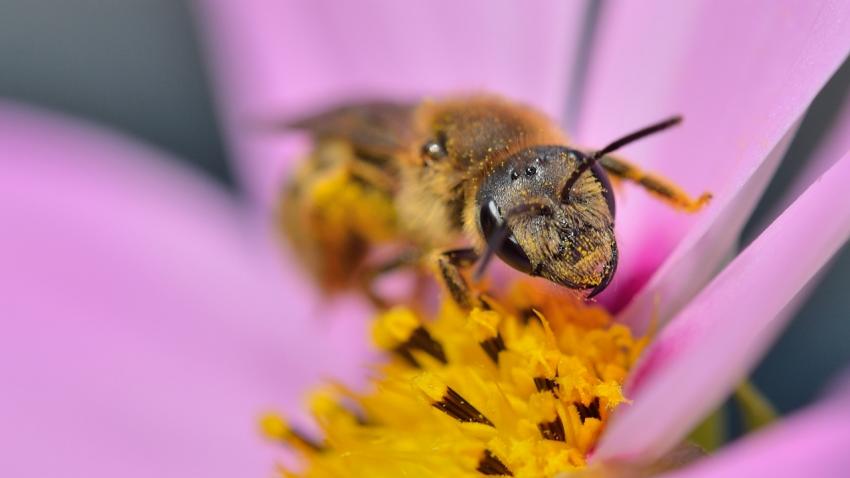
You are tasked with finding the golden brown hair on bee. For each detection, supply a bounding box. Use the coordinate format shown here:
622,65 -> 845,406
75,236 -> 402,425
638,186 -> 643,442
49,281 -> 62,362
471,145 -> 617,294
395,95 -> 619,296
278,140 -> 399,292
392,96 -> 568,246
278,94 -> 708,305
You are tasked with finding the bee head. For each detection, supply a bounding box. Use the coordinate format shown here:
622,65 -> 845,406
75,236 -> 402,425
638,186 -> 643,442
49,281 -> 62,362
475,145 -> 617,297
473,116 -> 683,297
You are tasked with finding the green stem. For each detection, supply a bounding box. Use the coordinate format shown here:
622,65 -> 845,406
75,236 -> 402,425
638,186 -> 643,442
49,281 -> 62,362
688,406 -> 727,452
734,380 -> 778,431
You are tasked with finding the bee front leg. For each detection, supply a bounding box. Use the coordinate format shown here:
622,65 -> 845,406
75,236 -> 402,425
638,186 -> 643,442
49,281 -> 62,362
357,250 -> 422,309
599,155 -> 712,212
434,248 -> 480,309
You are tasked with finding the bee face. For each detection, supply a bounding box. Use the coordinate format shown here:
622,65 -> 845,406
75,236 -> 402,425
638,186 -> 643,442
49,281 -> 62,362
476,146 -> 618,296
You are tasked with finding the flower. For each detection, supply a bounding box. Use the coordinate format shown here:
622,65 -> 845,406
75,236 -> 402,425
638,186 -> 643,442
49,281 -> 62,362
263,287 -> 646,476
3,1 -> 850,477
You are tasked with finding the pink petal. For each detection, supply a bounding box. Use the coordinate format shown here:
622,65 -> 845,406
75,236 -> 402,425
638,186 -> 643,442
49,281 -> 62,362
658,381 -> 850,478
593,148 -> 850,464
195,0 -> 588,206
578,1 -> 850,322
752,65 -> 850,238
0,102 -> 372,477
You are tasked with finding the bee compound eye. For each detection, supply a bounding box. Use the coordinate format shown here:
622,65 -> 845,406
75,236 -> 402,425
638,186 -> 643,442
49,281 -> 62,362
497,235 -> 534,274
591,163 -> 616,218
478,200 -> 533,274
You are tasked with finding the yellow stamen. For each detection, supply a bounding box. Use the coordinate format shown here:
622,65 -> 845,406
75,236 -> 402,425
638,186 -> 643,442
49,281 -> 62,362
260,413 -> 323,454
260,413 -> 288,441
372,307 -> 420,349
265,282 -> 647,477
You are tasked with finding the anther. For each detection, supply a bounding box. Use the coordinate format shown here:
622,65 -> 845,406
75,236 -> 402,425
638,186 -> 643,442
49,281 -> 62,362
260,414 -> 325,452
373,309 -> 447,367
469,309 -> 506,364
402,326 -> 448,364
533,376 -> 558,393
480,334 -> 506,364
416,374 -> 494,426
575,397 -> 601,423
477,293 -> 495,310
309,389 -> 370,426
434,387 -> 494,426
477,450 -> 513,476
519,307 -> 541,324
538,416 -> 566,442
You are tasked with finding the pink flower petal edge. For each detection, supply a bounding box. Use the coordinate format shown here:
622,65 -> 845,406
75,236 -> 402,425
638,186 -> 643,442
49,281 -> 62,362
0,102 -> 372,477
593,148 -> 850,464
194,0 -> 587,207
658,381 -> 850,478
754,78 -> 850,238
580,0 -> 850,320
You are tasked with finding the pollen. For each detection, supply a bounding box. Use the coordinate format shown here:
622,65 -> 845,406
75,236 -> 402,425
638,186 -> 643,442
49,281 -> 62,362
265,282 -> 646,477
303,146 -> 398,243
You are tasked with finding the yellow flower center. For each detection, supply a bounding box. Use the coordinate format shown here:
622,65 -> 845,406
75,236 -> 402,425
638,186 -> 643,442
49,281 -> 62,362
262,283 -> 647,477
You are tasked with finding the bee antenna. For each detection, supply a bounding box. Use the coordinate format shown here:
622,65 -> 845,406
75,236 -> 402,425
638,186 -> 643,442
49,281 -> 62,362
560,116 -> 682,202
474,202 -> 552,281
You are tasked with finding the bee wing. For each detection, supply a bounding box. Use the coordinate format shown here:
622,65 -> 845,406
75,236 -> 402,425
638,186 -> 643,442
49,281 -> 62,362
285,101 -> 417,159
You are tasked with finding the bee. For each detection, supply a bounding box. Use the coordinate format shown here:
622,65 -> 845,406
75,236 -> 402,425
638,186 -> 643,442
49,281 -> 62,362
278,95 -> 711,308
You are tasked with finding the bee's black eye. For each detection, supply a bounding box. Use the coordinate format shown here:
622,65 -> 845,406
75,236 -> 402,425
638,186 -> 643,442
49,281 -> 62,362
525,166 -> 537,176
421,131 -> 448,161
590,163 -> 616,218
479,200 -> 533,274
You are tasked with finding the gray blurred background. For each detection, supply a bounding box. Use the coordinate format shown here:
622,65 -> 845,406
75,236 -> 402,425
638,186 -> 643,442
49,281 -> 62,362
2,0 -> 847,420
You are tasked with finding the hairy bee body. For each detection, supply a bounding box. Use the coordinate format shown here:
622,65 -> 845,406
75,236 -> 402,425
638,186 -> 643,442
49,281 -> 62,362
280,140 -> 399,291
280,95 -> 707,303
400,98 -> 565,246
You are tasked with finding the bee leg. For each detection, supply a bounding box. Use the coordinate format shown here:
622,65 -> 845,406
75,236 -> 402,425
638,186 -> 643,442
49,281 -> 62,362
434,248 -> 480,309
359,284 -> 390,310
345,155 -> 396,191
598,155 -> 712,212
358,251 -> 421,309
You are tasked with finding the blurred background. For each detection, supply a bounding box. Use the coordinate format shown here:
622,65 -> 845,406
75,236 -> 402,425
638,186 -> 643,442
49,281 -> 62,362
2,0 -> 848,418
